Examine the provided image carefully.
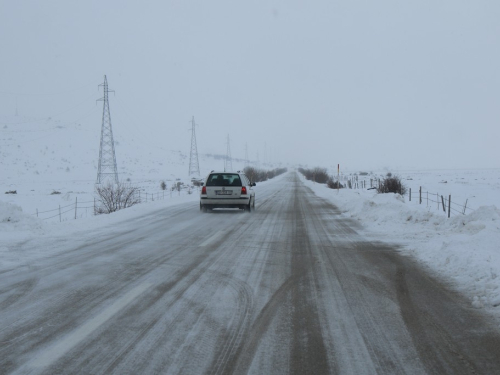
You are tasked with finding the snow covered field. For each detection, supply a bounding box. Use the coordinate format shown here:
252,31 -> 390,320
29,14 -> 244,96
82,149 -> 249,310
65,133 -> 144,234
0,114 -> 260,221
303,169 -> 500,324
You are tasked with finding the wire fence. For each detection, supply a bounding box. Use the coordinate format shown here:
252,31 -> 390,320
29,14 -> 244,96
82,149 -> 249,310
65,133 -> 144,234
407,187 -> 474,218
34,186 -> 200,222
341,175 -> 473,218
34,198 -> 95,221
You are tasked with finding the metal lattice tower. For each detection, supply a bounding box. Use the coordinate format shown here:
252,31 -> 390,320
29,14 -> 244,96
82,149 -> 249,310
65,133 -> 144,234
244,143 -> 249,167
264,142 -> 268,165
96,75 -> 119,185
188,116 -> 200,176
224,134 -> 233,172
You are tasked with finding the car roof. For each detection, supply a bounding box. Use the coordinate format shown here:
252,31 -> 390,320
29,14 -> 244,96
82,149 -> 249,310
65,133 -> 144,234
208,171 -> 243,174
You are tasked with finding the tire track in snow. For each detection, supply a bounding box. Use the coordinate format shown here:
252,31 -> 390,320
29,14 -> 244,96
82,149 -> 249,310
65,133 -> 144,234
208,275 -> 254,375
0,277 -> 38,311
63,218 -> 252,374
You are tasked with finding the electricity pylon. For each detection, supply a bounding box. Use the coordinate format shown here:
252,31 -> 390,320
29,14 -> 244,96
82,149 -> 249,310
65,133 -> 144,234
96,75 -> 119,185
188,116 -> 200,176
264,142 -> 268,165
224,134 -> 233,172
244,143 -> 249,167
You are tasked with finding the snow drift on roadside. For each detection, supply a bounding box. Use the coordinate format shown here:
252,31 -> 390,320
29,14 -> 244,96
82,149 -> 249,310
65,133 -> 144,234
0,200 -> 45,233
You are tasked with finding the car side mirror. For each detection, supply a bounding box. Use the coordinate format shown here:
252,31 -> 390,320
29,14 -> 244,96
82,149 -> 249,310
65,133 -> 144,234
252,182 -> 256,187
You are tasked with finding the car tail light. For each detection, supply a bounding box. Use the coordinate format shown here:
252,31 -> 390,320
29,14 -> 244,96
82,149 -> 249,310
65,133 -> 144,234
241,186 -> 247,195
201,186 -> 207,195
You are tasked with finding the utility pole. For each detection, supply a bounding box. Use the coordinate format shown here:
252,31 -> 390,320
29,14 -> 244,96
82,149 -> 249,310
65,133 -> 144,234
224,134 -> 233,172
264,142 -> 267,166
244,143 -> 249,168
96,75 -> 119,185
188,116 -> 200,176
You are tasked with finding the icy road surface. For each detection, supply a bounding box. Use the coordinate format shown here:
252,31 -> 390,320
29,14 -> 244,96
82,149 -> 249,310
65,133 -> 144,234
2,172 -> 500,374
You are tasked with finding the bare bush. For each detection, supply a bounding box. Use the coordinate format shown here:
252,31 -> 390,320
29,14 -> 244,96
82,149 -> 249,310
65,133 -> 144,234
298,167 -> 329,183
243,166 -> 287,183
95,182 -> 140,214
244,166 -> 258,182
160,181 -> 167,190
327,178 -> 344,189
191,179 -> 203,187
377,175 -> 407,195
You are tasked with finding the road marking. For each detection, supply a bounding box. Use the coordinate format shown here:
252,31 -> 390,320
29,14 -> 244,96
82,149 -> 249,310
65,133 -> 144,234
199,230 -> 224,247
28,282 -> 152,369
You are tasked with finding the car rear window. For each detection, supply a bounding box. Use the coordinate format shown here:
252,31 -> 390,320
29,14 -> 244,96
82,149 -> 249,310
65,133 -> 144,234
206,174 -> 242,187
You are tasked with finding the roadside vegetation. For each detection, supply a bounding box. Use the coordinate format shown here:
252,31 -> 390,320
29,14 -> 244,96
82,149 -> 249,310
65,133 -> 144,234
376,173 -> 407,195
94,182 -> 141,214
243,166 -> 287,183
298,167 -> 344,189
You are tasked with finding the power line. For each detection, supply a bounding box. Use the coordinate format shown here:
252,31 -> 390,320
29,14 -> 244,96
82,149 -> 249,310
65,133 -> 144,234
0,82 -> 95,97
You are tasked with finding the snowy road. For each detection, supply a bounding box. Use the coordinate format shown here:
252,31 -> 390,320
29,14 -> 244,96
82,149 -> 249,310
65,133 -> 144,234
2,172 -> 500,374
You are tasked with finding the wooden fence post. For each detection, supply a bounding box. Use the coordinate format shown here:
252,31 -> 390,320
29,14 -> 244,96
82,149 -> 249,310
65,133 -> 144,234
463,199 -> 468,215
448,195 -> 451,218
419,186 -> 422,204
409,188 -> 411,201
441,195 -> 446,212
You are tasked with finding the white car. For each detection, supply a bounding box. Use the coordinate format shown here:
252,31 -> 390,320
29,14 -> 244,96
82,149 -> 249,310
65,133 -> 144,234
200,171 -> 256,212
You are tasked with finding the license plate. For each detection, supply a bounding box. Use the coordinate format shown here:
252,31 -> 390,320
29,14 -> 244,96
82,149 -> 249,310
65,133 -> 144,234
215,190 -> 232,195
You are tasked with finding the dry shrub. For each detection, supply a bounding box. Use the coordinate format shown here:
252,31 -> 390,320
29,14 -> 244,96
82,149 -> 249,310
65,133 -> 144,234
298,167 -> 329,184
243,166 -> 287,183
377,175 -> 407,195
327,178 -> 344,189
95,182 -> 140,214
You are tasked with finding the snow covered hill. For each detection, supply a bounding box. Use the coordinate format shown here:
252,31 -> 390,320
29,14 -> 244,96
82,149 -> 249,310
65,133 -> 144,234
0,114 -> 258,217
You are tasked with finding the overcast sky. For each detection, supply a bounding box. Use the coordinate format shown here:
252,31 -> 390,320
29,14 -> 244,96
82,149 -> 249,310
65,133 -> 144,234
1,1 -> 499,171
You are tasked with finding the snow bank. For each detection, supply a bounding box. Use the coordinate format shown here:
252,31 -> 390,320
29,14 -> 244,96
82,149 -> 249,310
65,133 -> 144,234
0,201 -> 47,269
303,177 -> 500,322
0,200 -> 45,233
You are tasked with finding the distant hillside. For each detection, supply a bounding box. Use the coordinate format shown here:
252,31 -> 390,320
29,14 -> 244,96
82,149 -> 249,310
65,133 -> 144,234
0,115 -> 265,186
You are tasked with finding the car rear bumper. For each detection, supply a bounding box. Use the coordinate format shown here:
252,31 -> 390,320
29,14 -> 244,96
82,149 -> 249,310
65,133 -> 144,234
200,196 -> 250,208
